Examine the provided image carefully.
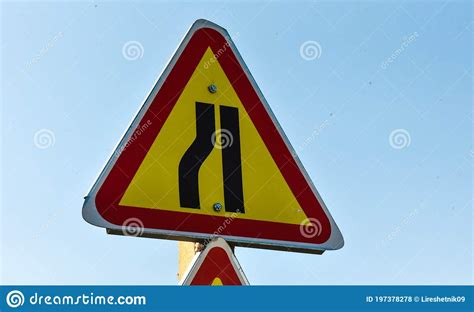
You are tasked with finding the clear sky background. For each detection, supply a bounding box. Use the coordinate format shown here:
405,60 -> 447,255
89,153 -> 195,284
1,1 -> 472,285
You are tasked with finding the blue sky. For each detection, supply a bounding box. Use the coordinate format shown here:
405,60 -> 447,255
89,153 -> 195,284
1,1 -> 472,285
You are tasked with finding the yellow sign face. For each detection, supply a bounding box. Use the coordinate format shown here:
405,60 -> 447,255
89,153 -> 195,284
211,277 -> 223,286
119,47 -> 308,225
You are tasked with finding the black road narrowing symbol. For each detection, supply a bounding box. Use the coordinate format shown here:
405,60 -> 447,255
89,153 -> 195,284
178,102 -> 245,213
220,105 -> 244,213
178,102 -> 215,209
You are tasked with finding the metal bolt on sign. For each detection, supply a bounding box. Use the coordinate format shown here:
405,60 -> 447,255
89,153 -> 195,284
213,202 -> 222,212
208,84 -> 217,93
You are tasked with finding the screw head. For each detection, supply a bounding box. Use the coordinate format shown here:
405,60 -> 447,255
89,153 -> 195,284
213,202 -> 222,212
208,84 -> 217,93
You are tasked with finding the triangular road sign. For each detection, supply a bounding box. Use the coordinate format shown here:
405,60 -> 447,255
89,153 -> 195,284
82,19 -> 343,253
180,238 -> 249,285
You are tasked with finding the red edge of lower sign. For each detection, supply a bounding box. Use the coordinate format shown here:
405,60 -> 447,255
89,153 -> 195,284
94,26 -> 331,245
190,247 -> 243,285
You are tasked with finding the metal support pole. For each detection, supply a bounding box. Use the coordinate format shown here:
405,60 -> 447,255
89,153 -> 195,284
177,241 -> 204,281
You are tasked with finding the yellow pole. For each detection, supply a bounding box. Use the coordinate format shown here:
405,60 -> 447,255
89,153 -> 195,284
177,241 -> 203,281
